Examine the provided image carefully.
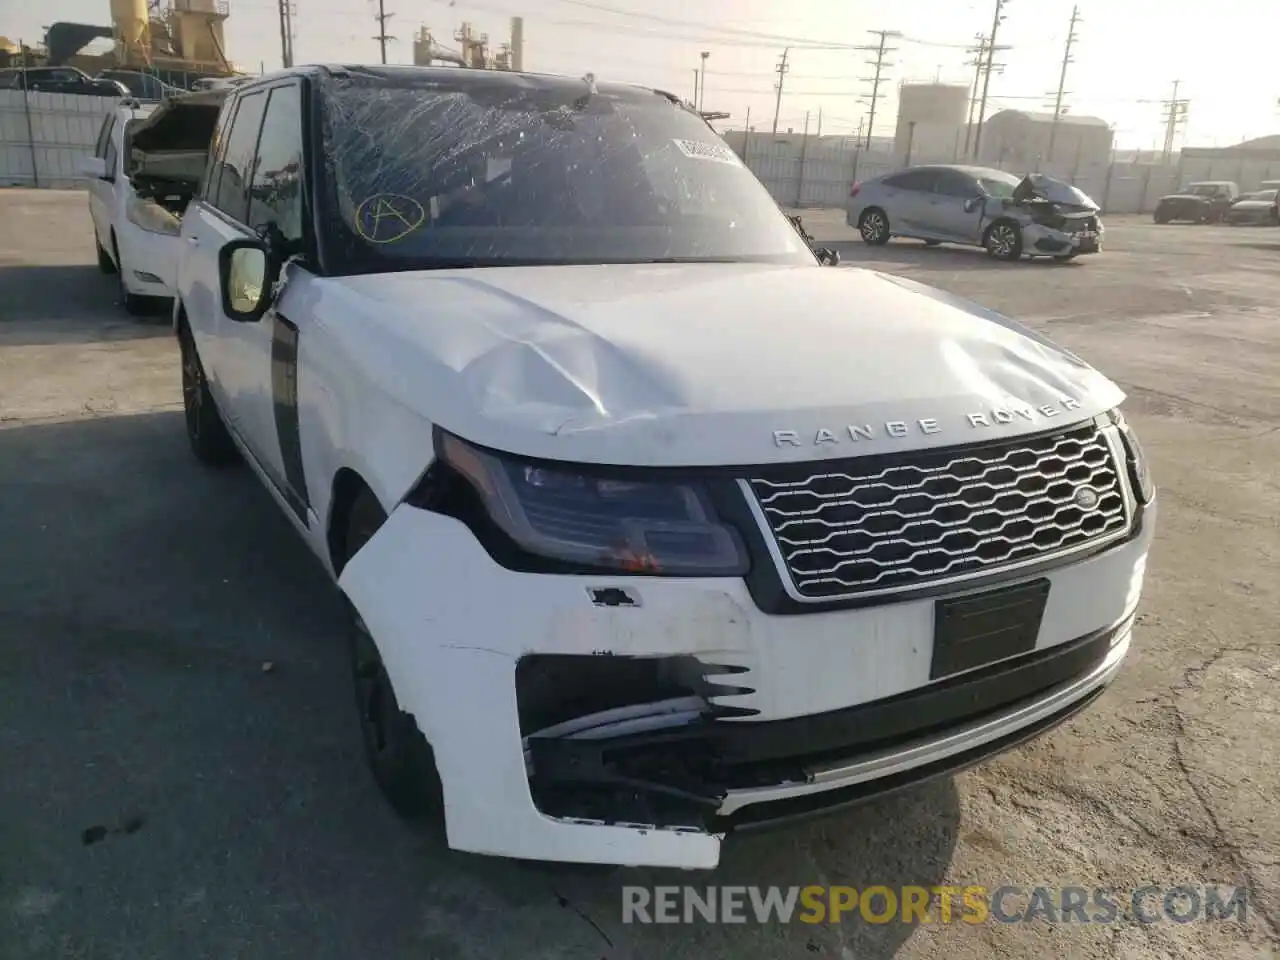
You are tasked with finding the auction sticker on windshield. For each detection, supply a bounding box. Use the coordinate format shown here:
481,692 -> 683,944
354,194 -> 426,244
672,139 -> 742,166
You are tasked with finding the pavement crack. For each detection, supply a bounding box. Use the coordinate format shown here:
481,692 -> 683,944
1169,646 -> 1280,942
548,882 -> 616,954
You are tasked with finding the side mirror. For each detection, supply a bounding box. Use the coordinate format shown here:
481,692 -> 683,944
218,239 -> 274,322
79,155 -> 108,180
815,247 -> 840,266
963,196 -> 984,213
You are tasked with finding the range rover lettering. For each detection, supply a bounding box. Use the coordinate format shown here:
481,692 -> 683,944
136,65 -> 1156,869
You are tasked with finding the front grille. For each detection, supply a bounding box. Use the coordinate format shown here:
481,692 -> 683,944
748,422 -> 1129,600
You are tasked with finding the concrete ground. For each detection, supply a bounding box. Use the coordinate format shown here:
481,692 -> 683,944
1,190 -> 1276,960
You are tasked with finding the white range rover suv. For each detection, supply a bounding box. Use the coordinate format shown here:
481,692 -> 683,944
163,65 -> 1155,870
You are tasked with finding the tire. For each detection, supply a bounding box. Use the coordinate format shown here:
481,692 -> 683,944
112,234 -> 148,317
345,491 -> 443,820
984,221 -> 1023,261
858,208 -> 890,246
923,239 -> 942,247
96,238 -> 117,274
1153,210 -> 1169,225
179,322 -> 239,466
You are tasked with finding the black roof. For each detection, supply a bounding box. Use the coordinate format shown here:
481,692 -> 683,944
235,63 -> 683,104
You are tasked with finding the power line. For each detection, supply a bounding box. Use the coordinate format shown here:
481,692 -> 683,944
971,0 -> 1009,159
857,29 -> 900,149
1044,4 -> 1080,161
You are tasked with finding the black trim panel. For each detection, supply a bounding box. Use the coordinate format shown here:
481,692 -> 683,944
271,313 -> 309,522
526,618 -> 1125,813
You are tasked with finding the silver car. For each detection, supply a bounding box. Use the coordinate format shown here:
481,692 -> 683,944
846,164 -> 1103,262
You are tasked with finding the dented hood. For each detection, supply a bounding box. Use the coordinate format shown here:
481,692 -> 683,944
1012,173 -> 1099,212
314,263 -> 1124,467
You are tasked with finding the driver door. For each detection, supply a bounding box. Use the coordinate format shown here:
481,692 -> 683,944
218,79 -> 314,523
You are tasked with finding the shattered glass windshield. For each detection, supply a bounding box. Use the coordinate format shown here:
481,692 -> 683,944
316,71 -> 814,272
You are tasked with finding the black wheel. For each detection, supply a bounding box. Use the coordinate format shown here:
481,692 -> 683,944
984,221 -> 1023,261
345,492 -> 443,820
858,208 -> 890,245
179,323 -> 239,466
1153,210 -> 1169,224
96,238 -> 116,274
112,234 -> 148,317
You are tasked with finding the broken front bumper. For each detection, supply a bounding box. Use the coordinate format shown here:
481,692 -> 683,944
338,500 -> 1153,869
1023,220 -> 1103,256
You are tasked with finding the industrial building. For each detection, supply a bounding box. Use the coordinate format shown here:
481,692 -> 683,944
892,82 -> 969,165
978,109 -> 1113,170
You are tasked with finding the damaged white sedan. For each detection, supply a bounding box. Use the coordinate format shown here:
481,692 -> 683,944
161,64 -> 1155,869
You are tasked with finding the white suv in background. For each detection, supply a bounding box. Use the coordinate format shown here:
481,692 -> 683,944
155,65 -> 1155,870
80,101 -> 183,315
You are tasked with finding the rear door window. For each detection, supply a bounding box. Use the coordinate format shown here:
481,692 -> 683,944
933,169 -> 977,198
94,115 -> 115,158
209,90 -> 267,224
882,169 -> 938,192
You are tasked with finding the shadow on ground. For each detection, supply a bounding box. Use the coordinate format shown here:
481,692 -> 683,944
0,263 -> 171,346
831,240 -> 1085,271
0,410 -> 959,960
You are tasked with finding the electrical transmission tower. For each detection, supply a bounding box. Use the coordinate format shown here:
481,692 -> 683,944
1160,79 -> 1190,161
771,47 -> 790,134
971,0 -> 1010,159
1044,4 -> 1080,162
374,0 -> 395,65
964,33 -> 1006,157
857,29 -> 901,151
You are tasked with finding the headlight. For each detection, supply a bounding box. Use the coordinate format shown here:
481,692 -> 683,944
1110,410 -> 1154,504
438,433 -> 749,576
125,194 -> 181,236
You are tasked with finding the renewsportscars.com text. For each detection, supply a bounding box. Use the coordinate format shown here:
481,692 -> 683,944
621,885 -> 1250,925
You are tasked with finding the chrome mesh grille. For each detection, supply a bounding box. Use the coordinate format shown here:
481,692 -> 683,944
748,422 -> 1129,600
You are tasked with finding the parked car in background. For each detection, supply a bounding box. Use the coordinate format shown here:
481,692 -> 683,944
1224,189 -> 1280,226
131,65 -> 1155,869
0,66 -> 128,96
77,100 -> 185,315
190,75 -> 252,91
96,69 -> 184,100
1152,181 -> 1239,224
847,164 -> 1102,261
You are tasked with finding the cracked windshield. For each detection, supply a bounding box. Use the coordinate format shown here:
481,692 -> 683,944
319,72 -> 812,266
0,0 -> 1277,959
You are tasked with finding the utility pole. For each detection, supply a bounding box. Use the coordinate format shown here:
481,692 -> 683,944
374,0 -> 394,65
276,0 -> 293,67
698,51 -> 710,112
963,35 -> 988,156
771,47 -> 790,135
971,0 -> 1009,159
1160,79 -> 1189,161
857,29 -> 901,151
1046,5 -> 1080,162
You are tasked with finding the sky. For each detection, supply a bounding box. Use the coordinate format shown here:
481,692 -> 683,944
6,0 -> 1280,149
